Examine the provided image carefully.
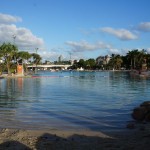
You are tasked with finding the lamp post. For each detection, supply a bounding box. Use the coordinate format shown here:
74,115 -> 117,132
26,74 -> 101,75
35,48 -> 39,73
69,52 -> 72,65
12,35 -> 16,45
35,48 -> 39,54
12,35 -> 17,63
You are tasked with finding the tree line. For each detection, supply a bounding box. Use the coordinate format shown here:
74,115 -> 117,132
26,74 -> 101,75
70,49 -> 150,70
0,43 -> 150,75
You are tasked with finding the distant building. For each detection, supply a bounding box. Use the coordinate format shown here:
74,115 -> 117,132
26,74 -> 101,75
73,60 -> 79,63
96,55 -> 111,65
58,55 -> 63,62
44,60 -> 51,65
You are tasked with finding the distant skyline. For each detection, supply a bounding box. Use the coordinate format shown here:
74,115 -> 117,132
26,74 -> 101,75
0,0 -> 150,61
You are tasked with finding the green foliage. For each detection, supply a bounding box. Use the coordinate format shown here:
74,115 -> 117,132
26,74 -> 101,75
70,59 -> 96,70
16,51 -> 31,62
16,51 -> 32,73
31,53 -> 42,65
108,54 -> 123,70
0,42 -> 42,75
85,59 -> 96,69
126,49 -> 147,69
0,42 -> 18,75
0,42 -> 149,73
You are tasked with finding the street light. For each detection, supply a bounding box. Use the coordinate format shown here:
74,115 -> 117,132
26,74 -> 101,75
35,48 -> 39,73
12,35 -> 16,45
35,48 -> 39,54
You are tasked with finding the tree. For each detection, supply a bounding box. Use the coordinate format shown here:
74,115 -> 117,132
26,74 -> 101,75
85,59 -> 96,70
0,43 -> 18,75
31,53 -> 42,72
16,51 -> 31,73
126,49 -> 142,69
146,53 -> 150,69
126,49 -> 147,70
108,54 -> 123,70
31,53 -> 42,64
78,59 -> 86,68
114,56 -> 123,70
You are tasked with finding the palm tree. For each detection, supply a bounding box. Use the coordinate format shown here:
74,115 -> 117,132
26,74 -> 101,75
108,54 -> 123,70
126,49 -> 142,69
115,57 -> 123,70
146,53 -> 150,69
126,49 -> 149,70
16,51 -> 31,73
31,53 -> 42,72
0,43 -> 18,75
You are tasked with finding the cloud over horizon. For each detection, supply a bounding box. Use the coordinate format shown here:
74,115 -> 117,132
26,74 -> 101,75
100,27 -> 138,41
137,22 -> 150,32
65,40 -> 112,52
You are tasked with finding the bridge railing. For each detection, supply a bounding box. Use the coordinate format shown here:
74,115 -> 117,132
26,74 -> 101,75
27,64 -> 71,70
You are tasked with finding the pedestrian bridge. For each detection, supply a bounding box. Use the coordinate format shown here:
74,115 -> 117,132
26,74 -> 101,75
27,64 -> 71,70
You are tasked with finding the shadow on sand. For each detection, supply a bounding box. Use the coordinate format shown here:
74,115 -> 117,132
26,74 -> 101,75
0,131 -> 150,150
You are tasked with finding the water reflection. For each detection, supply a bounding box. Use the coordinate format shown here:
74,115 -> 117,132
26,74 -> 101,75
17,77 -> 23,90
0,79 -> 17,108
0,71 -> 150,131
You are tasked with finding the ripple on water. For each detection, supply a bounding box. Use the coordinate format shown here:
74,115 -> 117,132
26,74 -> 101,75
0,71 -> 150,132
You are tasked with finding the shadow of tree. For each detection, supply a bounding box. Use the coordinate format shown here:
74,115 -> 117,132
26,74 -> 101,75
0,140 -> 31,150
0,131 -> 150,150
35,133 -> 116,150
0,132 -> 115,150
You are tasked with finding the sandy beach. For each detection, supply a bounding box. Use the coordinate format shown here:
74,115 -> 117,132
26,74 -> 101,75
0,122 -> 150,150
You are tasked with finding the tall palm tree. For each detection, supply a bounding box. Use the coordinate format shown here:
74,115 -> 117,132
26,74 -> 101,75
108,54 -> 123,70
127,49 -> 140,69
0,43 -> 18,75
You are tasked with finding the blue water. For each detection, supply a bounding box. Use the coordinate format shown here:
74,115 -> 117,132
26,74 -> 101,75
0,71 -> 150,132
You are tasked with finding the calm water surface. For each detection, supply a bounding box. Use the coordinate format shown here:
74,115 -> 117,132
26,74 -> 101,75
0,71 -> 150,132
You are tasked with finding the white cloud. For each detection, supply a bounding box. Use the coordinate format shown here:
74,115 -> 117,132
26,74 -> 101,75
108,48 -> 120,54
137,22 -> 150,32
65,40 -> 112,52
0,13 -> 22,24
146,48 -> 150,53
0,24 -> 44,50
0,13 -> 44,51
39,50 -> 85,62
39,51 -> 60,61
107,48 -> 130,56
101,27 -> 138,40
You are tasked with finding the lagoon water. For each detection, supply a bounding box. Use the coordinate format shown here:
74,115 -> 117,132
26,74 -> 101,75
0,71 -> 150,132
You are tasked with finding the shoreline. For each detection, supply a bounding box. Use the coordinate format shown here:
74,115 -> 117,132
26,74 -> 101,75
0,74 -> 32,78
0,125 -> 149,150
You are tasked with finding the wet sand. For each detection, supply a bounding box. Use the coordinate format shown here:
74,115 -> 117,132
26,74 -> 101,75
0,123 -> 150,150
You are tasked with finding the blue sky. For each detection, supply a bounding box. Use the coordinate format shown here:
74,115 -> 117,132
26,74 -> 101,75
0,0 -> 150,61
